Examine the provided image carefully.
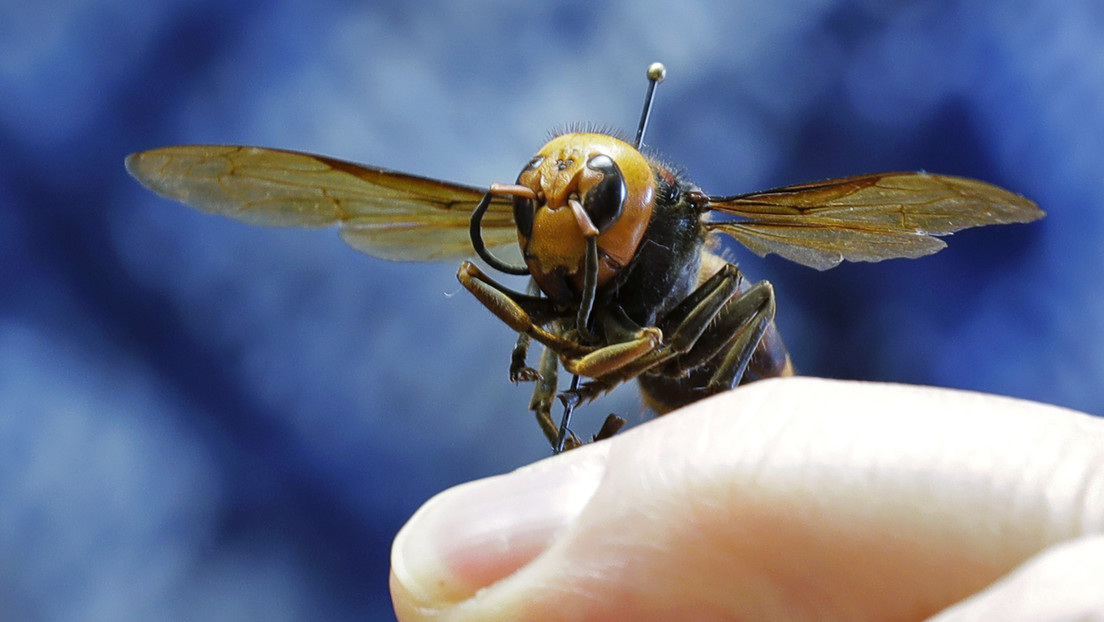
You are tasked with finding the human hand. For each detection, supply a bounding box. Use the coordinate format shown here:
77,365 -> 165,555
389,377 -> 1104,621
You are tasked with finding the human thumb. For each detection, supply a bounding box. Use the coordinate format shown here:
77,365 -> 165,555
390,377 -> 1104,621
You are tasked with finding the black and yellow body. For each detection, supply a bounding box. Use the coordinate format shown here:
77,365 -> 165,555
463,132 -> 794,449
124,63 -> 1042,454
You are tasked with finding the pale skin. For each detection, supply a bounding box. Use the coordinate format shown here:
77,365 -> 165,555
389,377 -> 1104,621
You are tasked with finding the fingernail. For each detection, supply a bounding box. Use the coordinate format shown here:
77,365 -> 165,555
391,447 -> 609,606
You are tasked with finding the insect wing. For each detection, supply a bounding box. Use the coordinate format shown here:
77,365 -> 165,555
706,172 -> 1044,270
125,145 -> 518,262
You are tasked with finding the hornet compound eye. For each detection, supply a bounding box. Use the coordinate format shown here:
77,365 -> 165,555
583,153 -> 626,234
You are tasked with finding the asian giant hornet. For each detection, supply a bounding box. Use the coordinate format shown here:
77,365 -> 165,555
126,63 -> 1044,453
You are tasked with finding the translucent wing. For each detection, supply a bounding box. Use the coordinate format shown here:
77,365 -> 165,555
125,145 -> 518,262
706,172 -> 1044,270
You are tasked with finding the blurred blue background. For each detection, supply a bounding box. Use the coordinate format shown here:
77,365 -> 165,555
2,0 -> 1100,619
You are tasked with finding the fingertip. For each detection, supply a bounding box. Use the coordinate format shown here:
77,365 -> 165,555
389,445 -> 610,617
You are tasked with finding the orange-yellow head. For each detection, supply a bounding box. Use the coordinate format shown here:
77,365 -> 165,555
511,133 -> 656,304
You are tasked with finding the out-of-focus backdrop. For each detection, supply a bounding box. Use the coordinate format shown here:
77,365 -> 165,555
2,1 -> 1099,619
